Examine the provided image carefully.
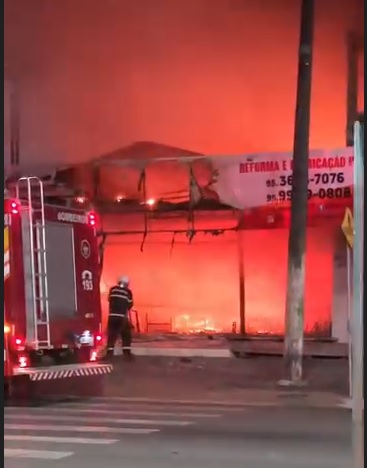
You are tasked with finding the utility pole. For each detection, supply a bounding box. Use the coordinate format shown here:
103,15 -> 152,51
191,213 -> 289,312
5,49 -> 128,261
10,78 -> 20,168
282,0 -> 314,384
4,66 -> 21,175
346,33 -> 359,147
346,33 -> 363,146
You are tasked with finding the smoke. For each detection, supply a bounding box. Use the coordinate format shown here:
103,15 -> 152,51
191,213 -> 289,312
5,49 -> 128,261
4,0 -> 364,168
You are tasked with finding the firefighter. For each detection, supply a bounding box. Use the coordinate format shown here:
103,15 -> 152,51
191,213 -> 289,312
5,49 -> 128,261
106,276 -> 134,358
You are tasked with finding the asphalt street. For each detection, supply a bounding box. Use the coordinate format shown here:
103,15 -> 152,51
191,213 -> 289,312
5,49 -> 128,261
4,397 -> 351,468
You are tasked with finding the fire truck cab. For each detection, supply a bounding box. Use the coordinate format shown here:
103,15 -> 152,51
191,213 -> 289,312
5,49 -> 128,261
4,176 -> 112,388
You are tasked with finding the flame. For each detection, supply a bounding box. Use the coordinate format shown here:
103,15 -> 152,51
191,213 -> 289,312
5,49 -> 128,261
173,315 -> 220,334
146,198 -> 156,206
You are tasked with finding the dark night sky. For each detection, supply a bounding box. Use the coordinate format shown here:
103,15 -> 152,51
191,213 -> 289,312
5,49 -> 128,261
4,0 -> 364,169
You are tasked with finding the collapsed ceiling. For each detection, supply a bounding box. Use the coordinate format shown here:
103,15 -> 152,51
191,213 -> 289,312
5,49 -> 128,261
5,141 -> 354,222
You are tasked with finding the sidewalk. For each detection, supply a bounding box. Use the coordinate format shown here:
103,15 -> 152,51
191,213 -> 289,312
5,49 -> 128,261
128,336 -> 231,358
121,334 -> 348,358
106,354 -> 349,409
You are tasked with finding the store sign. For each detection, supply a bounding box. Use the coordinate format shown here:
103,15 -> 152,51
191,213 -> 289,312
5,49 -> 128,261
212,147 -> 354,209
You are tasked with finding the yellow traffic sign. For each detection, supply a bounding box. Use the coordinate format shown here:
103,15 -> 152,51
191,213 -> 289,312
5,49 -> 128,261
341,208 -> 354,248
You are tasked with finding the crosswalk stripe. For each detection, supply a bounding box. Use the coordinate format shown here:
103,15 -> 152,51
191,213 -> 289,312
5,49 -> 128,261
85,396 -> 244,407
5,406 -> 221,418
5,413 -> 193,426
4,435 -> 119,445
62,402 -> 230,413
4,448 -> 73,460
4,424 -> 159,434
52,397 -> 244,411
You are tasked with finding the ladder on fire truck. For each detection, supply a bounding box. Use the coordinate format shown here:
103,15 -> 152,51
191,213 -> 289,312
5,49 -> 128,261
16,176 -> 51,349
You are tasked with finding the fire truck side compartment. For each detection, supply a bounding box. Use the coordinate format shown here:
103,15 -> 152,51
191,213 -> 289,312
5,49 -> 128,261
44,222 -> 77,319
19,215 -> 78,343
21,211 -> 36,344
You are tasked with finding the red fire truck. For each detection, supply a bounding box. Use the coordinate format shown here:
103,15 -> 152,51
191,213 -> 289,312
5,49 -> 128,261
4,176 -> 112,391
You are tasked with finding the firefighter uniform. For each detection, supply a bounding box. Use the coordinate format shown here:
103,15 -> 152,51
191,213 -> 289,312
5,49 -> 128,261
107,278 -> 133,357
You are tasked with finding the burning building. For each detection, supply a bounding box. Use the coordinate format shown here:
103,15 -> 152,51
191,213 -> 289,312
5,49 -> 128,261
4,0 -> 363,340
46,141 -> 354,340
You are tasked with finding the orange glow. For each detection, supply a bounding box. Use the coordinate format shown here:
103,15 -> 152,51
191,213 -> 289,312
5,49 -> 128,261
4,1 -> 361,339
100,213 -> 335,336
146,198 -> 156,206
4,0 -> 364,169
4,324 -> 11,334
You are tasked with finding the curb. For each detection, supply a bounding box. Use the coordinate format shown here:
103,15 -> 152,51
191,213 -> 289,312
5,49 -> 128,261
337,398 -> 364,410
114,347 -> 232,358
94,395 -> 351,410
92,396 -> 279,407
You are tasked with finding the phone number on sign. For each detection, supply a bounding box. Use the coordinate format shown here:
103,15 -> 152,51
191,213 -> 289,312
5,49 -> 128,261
266,172 -> 346,188
266,187 -> 352,203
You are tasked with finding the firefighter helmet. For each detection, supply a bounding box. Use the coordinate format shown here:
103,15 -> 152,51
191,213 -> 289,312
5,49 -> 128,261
118,275 -> 130,286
